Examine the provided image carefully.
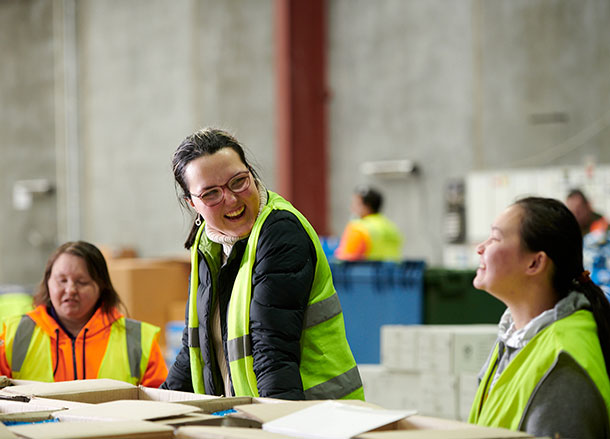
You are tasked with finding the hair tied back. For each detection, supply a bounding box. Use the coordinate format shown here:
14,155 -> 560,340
578,270 -> 593,284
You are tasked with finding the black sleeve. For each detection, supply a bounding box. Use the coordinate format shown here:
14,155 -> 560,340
160,296 -> 194,392
249,210 -> 316,400
521,351 -> 610,439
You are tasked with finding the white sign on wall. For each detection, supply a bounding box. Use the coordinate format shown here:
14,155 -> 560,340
465,165 -> 610,243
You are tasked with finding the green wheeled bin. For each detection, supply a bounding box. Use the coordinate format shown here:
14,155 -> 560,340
423,268 -> 506,324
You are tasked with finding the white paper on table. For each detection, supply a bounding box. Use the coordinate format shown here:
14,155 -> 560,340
262,400 -> 416,439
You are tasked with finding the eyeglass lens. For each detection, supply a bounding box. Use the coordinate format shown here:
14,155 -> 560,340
201,172 -> 250,206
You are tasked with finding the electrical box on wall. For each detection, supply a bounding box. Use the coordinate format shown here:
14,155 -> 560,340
444,179 -> 466,244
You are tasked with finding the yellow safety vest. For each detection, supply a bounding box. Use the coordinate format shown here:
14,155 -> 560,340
469,310 -> 610,430
4,314 -> 157,385
188,191 -> 364,400
354,213 -> 402,261
0,293 -> 33,323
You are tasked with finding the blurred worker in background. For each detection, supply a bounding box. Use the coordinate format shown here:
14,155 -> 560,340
0,241 -> 168,387
469,197 -> 610,438
162,128 -> 363,400
566,188 -> 609,236
334,185 -> 403,261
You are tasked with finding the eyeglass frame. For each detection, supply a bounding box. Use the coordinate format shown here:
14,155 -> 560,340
189,170 -> 252,207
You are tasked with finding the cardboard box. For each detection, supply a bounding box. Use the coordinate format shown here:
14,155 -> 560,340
3,379 -> 218,405
381,325 -> 496,375
8,420 -> 174,439
176,402 -> 533,439
358,364 -> 421,411
419,373 -> 458,420
53,399 -> 200,422
380,325 -> 420,371
0,423 -> 15,439
0,399 -> 64,424
457,373 -> 479,422
176,426 -> 292,439
107,257 -> 191,349
168,299 -> 188,322
417,326 -> 497,375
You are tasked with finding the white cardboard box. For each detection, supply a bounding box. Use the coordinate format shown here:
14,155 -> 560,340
380,325 -> 420,371
358,364 -> 421,411
458,373 -> 480,422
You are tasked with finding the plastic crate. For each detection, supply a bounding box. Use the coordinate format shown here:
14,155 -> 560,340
423,268 -> 506,324
330,260 -> 425,364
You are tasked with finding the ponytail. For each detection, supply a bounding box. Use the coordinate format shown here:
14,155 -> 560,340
575,273 -> 610,377
184,219 -> 200,249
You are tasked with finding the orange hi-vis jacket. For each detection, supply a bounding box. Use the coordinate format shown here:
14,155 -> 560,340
0,305 -> 167,387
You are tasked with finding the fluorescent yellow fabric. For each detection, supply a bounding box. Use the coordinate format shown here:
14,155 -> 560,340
469,310 -> 610,430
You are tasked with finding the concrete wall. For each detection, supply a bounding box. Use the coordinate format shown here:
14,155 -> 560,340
1,0 -> 57,287
1,0 -> 609,285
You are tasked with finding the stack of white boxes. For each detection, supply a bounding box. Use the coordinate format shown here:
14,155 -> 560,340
358,324 -> 498,421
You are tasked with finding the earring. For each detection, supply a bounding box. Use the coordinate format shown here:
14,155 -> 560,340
195,215 -> 202,226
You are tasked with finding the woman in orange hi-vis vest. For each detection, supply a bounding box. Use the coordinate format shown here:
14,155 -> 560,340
0,241 -> 167,387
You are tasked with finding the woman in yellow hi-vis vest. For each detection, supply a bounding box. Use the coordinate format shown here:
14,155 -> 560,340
161,128 -> 363,400
469,197 -> 610,438
0,241 -> 168,387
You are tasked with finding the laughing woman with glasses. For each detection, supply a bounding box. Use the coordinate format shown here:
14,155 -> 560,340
161,128 -> 364,401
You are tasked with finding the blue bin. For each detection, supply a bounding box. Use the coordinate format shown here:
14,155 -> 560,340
330,260 -> 425,364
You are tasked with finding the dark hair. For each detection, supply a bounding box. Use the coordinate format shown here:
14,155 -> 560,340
514,196 -> 610,374
34,241 -> 125,317
356,186 -> 383,213
172,128 -> 260,248
567,188 -> 589,203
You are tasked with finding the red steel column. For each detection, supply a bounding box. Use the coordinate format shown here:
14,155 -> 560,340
275,0 -> 328,235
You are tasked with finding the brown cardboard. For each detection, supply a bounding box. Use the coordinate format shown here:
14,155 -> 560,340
233,402 -> 533,439
233,399 -> 380,423
357,428 -> 533,439
8,420 -> 174,439
0,423 -> 16,439
0,399 -> 65,423
53,399 -> 199,422
2,379 -> 136,403
153,413 -> 218,426
168,396 -> 279,413
108,257 -> 190,348
154,413 -> 261,429
4,379 -> 219,405
175,426 -> 294,439
168,299 -> 188,322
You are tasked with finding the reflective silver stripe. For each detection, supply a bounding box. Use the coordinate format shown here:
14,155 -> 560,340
227,334 -> 251,363
125,319 -> 142,379
12,315 -> 35,373
188,327 -> 199,348
303,293 -> 342,329
303,366 -> 363,400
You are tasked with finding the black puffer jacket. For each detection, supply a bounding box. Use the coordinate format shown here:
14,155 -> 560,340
161,209 -> 316,399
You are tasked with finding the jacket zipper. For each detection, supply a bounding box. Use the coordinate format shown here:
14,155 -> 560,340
71,338 -> 78,380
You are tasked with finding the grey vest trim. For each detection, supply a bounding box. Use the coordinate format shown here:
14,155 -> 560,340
188,327 -> 200,348
303,366 -> 363,400
12,315 -> 36,373
227,334 -> 252,363
125,318 -> 142,379
303,293 -> 342,329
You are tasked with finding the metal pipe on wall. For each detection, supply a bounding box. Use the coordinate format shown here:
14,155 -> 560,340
53,0 -> 81,242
